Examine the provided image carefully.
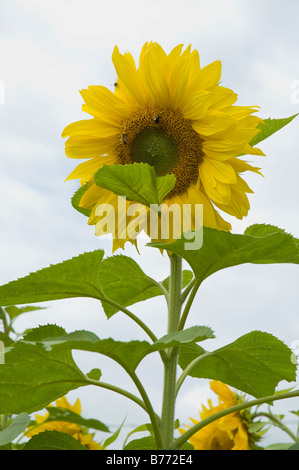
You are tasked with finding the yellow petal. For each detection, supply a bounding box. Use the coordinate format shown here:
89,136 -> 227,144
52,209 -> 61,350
187,183 -> 231,231
168,44 -> 184,64
210,380 -> 234,404
88,188 -> 120,225
235,174 -> 254,193
65,136 -> 116,159
202,138 -> 246,160
200,168 -> 232,205
186,49 -> 201,80
202,158 -> 237,184
189,60 -> 222,94
169,50 -> 200,109
228,157 -> 263,176
209,86 -> 238,110
193,112 -> 235,136
65,155 -> 117,183
214,181 -> 251,219
80,184 -> 106,209
243,143 -> 266,156
138,41 -> 151,69
62,118 -> 119,139
232,425 -> 250,450
224,105 -> 261,118
225,127 -> 262,144
141,45 -> 170,107
80,85 -> 130,124
182,90 -> 213,120
112,45 -> 146,105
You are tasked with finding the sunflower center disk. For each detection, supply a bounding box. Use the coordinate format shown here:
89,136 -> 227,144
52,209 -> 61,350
131,128 -> 179,176
116,106 -> 203,197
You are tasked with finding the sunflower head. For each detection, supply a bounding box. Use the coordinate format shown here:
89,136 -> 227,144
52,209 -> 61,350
62,42 -> 265,251
179,380 -> 264,450
25,396 -> 102,450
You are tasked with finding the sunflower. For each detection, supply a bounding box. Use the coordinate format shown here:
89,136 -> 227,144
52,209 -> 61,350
25,396 -> 102,450
179,380 -> 250,450
62,42 -> 264,251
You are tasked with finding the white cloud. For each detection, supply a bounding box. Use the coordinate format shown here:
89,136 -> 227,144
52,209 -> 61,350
16,0 -> 252,51
0,37 -> 90,105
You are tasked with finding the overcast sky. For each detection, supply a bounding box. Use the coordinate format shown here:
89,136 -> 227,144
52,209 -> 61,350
1,0 -> 299,448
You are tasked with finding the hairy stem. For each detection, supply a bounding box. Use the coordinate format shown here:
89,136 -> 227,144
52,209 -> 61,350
160,254 -> 182,449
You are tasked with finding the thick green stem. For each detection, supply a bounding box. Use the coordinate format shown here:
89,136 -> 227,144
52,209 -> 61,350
160,254 -> 182,449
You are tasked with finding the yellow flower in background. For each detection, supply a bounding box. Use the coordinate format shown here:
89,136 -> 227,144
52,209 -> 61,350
25,396 -> 102,450
62,42 -> 264,251
179,380 -> 250,450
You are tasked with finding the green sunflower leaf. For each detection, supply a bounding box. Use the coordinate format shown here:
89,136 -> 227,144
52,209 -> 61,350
0,325 -> 88,415
98,254 -> 165,317
43,406 -> 109,432
0,251 -> 167,318
0,413 -> 30,446
4,305 -> 46,321
178,331 -> 297,398
103,417 -> 126,450
122,422 -> 153,449
123,435 -> 157,450
286,442 -> 299,450
150,326 -> 215,352
250,113 -> 298,147
265,443 -> 295,450
149,224 -> 299,284
86,368 -> 102,381
94,162 -> 176,206
98,255 -> 192,317
23,430 -> 88,450
0,250 -> 106,307
71,183 -> 91,217
32,328 -> 151,373
36,327 -> 216,376
0,331 -> 14,347
0,325 -> 152,416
